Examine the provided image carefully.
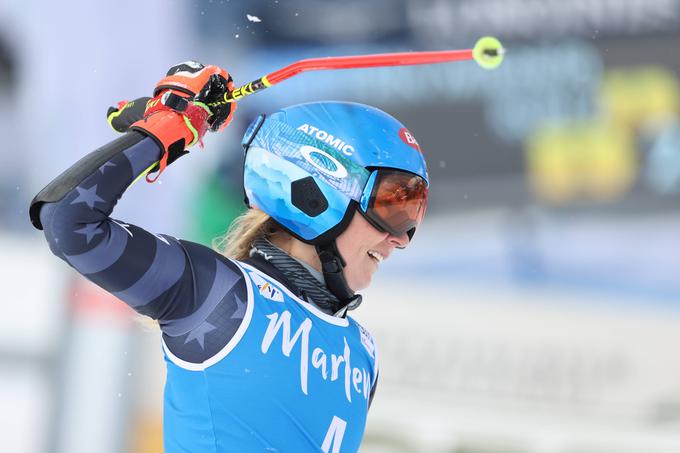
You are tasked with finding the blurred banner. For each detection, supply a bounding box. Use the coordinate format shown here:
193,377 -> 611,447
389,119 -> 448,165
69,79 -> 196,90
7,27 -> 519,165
358,275 -> 680,453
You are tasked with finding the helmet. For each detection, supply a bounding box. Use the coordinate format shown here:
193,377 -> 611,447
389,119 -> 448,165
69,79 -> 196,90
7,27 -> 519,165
241,101 -> 429,307
242,102 -> 429,241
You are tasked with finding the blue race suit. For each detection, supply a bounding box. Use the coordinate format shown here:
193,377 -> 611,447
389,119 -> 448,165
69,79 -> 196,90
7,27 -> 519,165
32,132 -> 379,452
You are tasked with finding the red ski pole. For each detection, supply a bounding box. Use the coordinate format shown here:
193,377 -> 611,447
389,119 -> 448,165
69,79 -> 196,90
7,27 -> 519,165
224,36 -> 504,102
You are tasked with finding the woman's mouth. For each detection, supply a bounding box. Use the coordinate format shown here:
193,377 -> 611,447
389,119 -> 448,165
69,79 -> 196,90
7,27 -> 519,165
367,250 -> 384,264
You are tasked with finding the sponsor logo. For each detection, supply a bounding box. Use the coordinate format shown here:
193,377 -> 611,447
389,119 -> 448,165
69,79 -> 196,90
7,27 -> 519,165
145,98 -> 161,110
297,124 -> 355,156
358,325 -> 375,359
249,272 -> 284,302
227,78 -> 268,101
399,127 -> 421,152
261,310 -> 372,403
300,145 -> 348,179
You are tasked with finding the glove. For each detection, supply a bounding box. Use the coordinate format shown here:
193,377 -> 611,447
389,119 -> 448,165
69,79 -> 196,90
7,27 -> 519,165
107,97 -> 150,132
153,61 -> 236,132
129,61 -> 237,182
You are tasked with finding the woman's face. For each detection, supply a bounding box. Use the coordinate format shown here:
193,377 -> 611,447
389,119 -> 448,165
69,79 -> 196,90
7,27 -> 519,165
336,211 -> 410,292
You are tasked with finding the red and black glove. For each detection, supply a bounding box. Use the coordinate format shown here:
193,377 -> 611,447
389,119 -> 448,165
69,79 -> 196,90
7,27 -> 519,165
114,61 -> 236,182
153,61 -> 236,132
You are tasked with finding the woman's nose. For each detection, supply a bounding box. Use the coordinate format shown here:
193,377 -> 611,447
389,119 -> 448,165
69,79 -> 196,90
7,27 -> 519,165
388,232 -> 410,249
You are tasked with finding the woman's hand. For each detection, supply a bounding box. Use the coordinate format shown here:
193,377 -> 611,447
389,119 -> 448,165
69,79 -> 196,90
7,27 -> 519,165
106,61 -> 237,136
107,61 -> 238,182
154,61 -> 237,132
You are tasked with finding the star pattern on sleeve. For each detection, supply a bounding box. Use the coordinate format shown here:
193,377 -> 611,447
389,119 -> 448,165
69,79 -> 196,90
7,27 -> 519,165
231,294 -> 246,320
74,223 -> 104,244
184,321 -> 217,350
70,185 -> 105,208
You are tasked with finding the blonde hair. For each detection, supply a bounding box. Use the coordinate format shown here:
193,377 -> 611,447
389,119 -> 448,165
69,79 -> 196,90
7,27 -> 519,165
213,208 -> 279,260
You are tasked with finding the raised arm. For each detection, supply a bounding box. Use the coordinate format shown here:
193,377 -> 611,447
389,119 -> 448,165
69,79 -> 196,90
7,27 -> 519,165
30,62 -> 239,324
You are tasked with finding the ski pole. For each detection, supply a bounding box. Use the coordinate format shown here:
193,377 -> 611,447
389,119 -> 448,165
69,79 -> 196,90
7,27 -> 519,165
224,36 -> 504,103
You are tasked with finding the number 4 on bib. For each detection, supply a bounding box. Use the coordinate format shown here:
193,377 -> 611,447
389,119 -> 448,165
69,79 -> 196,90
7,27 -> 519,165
321,416 -> 347,453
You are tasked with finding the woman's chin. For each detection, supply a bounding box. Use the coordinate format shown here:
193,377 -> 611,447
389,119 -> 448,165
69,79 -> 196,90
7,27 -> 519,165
347,271 -> 374,293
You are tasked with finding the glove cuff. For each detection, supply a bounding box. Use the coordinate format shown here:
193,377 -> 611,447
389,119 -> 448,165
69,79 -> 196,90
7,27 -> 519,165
130,94 -> 212,183
138,92 -> 212,145
131,110 -> 195,154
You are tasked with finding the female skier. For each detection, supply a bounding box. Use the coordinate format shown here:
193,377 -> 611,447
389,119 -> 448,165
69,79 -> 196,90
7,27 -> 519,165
29,62 -> 429,452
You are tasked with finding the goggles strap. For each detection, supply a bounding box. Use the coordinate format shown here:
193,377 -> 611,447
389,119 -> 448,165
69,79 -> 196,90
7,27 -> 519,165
315,240 -> 362,316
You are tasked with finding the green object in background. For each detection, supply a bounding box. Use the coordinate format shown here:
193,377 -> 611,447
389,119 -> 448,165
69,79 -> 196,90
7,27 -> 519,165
190,172 -> 246,247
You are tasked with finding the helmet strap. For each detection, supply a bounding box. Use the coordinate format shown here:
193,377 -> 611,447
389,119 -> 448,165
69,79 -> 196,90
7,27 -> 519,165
315,240 -> 362,316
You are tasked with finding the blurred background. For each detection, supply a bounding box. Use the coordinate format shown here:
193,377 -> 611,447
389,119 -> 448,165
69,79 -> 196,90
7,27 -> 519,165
1,0 -> 680,452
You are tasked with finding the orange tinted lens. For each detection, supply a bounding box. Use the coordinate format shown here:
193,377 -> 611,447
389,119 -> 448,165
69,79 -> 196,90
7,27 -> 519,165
371,171 -> 428,236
